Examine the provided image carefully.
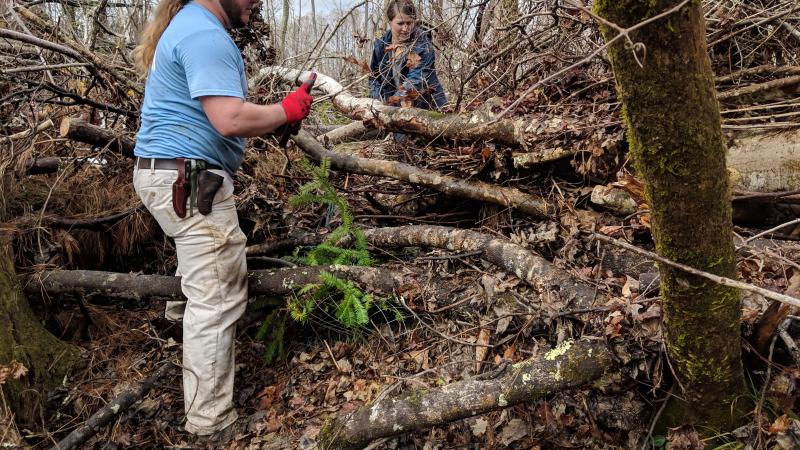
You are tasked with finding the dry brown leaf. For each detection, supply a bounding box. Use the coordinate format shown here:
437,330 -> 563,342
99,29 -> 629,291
503,344 -> 516,361
266,412 -> 282,432
339,401 -> 361,413
0,361 -> 27,385
475,328 -> 491,372
408,349 -> 429,370
336,358 -> 352,373
471,417 -> 489,436
352,378 -> 367,392
666,426 -> 703,449
613,174 -> 646,201
639,213 -> 652,228
288,395 -> 305,408
342,55 -> 370,74
605,310 -> 625,338
639,304 -> 662,321
770,414 -> 792,434
385,95 -> 404,106
499,418 -> 528,445
621,275 -> 639,298
406,52 -> 421,69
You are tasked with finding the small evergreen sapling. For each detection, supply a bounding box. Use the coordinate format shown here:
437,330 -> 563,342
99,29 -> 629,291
255,158 -> 384,362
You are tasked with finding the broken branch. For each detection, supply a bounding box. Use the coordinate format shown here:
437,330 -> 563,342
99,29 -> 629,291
292,130 -> 553,218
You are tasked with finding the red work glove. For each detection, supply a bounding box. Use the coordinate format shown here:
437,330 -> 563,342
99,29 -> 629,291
280,84 -> 313,124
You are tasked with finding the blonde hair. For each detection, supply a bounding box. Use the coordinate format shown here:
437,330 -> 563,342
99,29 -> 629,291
132,0 -> 189,74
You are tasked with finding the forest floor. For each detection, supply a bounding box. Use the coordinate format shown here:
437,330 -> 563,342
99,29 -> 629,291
8,133 -> 800,450
3,1 -> 800,448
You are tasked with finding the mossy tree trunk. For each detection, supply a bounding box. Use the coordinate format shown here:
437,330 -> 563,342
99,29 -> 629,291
594,0 -> 746,431
0,233 -> 82,428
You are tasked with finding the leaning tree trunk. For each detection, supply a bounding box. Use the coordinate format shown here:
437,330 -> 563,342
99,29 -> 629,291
594,0 -> 746,431
0,234 -> 82,428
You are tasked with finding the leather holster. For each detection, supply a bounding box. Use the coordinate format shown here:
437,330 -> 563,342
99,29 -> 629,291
196,171 -> 224,215
172,158 -> 188,218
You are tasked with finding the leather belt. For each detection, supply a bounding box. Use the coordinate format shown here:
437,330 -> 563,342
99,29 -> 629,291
137,157 -> 222,171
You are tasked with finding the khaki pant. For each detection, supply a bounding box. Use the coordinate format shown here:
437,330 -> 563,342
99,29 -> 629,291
133,163 -> 248,435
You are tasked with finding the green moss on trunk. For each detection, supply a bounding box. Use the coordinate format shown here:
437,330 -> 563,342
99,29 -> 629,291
594,0 -> 747,431
0,234 -> 82,428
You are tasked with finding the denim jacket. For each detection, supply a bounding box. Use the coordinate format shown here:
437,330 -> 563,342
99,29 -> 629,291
369,28 -> 447,110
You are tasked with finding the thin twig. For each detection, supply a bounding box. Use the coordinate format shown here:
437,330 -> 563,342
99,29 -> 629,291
754,336 -> 777,449
592,233 -> 800,308
744,218 -> 800,244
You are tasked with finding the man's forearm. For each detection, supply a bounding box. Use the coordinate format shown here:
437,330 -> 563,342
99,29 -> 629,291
225,102 -> 287,137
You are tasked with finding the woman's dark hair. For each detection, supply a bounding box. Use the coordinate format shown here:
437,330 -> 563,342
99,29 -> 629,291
386,0 -> 417,20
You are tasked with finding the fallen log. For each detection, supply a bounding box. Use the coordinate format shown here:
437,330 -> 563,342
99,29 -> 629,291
248,225 -> 600,310
0,28 -> 85,64
24,156 -> 61,175
361,226 -> 598,309
717,75 -> 800,103
293,130 -> 552,218
59,117 -> 135,157
727,128 -> 800,192
318,338 -> 613,450
55,117 -> 552,218
256,67 -> 542,149
591,178 -> 800,226
51,363 -> 174,450
25,265 -> 410,300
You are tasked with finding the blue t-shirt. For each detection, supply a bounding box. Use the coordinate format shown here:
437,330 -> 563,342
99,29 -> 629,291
134,2 -> 246,175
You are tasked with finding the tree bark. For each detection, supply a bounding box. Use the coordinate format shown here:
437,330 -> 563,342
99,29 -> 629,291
25,265 -> 411,300
279,0 -> 289,57
319,339 -> 613,450
595,0 -> 746,431
0,234 -> 82,428
293,130 -> 553,218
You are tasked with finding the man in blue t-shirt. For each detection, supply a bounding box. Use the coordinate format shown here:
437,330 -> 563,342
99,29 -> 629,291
132,0 -> 312,443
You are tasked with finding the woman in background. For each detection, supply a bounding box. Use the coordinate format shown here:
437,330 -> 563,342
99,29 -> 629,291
369,0 -> 447,110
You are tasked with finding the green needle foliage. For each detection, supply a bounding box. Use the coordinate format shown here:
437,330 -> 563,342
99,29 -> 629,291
288,157 -> 371,267
255,158 -> 388,363
254,309 -> 286,364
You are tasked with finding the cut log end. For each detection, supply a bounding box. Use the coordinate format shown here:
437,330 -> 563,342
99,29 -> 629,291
59,116 -> 71,137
